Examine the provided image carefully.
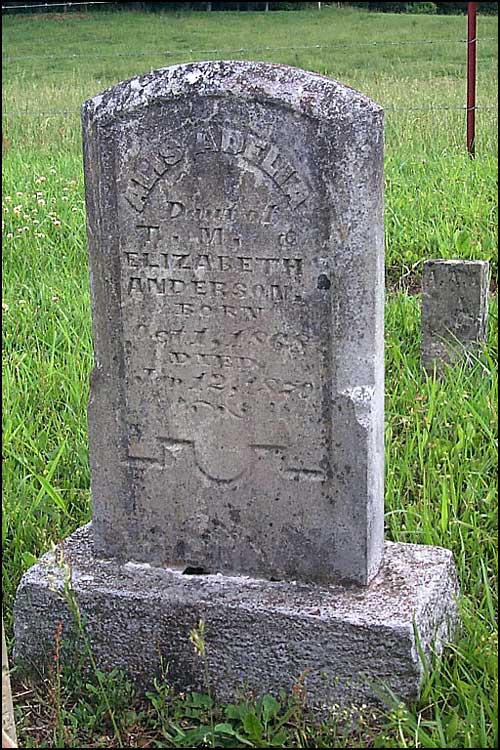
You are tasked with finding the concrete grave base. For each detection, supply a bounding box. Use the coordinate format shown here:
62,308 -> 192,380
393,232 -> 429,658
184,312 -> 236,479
14,524 -> 459,713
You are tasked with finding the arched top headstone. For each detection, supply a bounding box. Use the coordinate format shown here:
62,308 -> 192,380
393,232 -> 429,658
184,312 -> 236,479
83,60 -> 382,123
83,60 -> 384,585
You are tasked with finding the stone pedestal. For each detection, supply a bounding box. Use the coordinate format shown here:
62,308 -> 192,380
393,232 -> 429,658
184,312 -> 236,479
14,524 -> 459,712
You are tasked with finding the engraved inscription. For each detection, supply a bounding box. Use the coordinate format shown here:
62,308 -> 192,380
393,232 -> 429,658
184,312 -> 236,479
124,126 -> 310,213
119,121 -> 329,483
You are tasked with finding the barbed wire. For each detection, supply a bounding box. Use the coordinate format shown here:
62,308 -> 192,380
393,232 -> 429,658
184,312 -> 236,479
1,104 -> 497,117
2,1 -> 115,9
2,36 -> 498,64
2,18 -> 497,121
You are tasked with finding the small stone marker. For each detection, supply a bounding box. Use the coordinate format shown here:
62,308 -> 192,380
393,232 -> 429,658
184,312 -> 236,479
14,61 -> 459,712
421,259 -> 489,372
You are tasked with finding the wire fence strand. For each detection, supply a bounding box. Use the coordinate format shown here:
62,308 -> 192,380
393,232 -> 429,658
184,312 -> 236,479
2,25 -> 497,122
2,1 -> 116,9
2,36 -> 498,64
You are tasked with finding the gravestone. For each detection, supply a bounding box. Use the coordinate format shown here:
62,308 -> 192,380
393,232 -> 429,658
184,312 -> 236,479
14,61 -> 459,711
84,59 -> 386,586
421,259 -> 489,372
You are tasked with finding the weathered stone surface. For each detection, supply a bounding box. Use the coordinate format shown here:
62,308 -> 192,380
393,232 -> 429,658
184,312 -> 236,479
14,524 -> 460,712
421,259 -> 489,372
82,60 -> 385,585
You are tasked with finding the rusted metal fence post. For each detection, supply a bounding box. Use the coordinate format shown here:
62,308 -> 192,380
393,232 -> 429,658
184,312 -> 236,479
467,1 -> 477,157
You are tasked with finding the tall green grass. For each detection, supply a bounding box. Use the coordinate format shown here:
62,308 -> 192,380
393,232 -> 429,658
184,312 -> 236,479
2,5 -> 498,748
2,7 -> 498,283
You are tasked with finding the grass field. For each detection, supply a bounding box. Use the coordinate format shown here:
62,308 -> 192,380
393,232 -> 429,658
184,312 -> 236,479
2,4 -> 498,748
